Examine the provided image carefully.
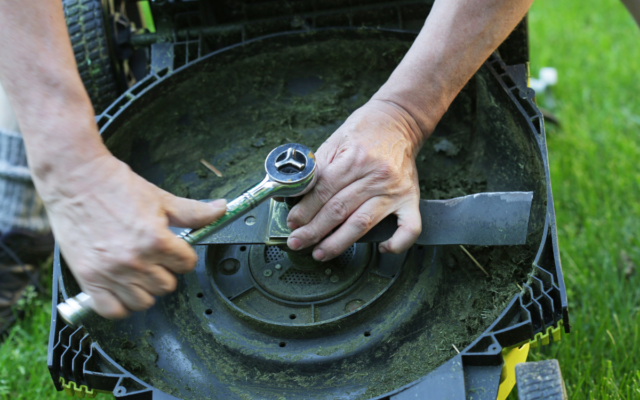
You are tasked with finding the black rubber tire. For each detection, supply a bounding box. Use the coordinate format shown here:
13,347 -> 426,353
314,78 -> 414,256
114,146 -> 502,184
63,0 -> 119,114
516,360 -> 568,400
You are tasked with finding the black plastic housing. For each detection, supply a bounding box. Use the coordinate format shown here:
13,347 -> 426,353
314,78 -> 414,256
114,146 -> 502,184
47,26 -> 567,400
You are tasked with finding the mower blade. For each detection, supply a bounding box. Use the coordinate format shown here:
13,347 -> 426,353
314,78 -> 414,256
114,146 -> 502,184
361,191 -> 533,246
192,191 -> 533,246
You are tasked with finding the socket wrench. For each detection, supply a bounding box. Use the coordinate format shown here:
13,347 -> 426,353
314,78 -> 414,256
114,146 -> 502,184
57,143 -> 316,328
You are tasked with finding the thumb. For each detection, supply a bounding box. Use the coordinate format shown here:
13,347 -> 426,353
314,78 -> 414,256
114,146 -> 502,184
162,193 -> 227,228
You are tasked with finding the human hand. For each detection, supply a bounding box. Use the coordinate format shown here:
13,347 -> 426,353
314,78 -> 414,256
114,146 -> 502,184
286,99 -> 427,261
42,154 -> 226,319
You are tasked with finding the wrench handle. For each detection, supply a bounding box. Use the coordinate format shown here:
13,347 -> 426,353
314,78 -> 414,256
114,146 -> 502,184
179,175 -> 278,244
57,143 -> 316,328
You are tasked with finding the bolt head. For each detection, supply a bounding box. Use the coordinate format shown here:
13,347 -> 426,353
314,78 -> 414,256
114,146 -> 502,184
274,147 -> 306,174
330,275 -> 339,283
325,268 -> 332,275
275,264 -> 282,270
263,269 -> 273,277
344,299 -> 365,313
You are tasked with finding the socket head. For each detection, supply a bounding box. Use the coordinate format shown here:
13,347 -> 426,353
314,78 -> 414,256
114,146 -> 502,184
265,143 -> 317,195
57,292 -> 92,328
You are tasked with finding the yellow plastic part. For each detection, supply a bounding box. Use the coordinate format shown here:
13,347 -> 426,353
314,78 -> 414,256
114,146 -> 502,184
59,378 -> 111,398
529,320 -> 564,350
496,320 -> 566,399
497,343 -> 530,400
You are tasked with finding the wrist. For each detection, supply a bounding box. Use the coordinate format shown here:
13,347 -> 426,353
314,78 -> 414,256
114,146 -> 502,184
372,78 -> 449,142
361,99 -> 428,158
22,98 -> 109,188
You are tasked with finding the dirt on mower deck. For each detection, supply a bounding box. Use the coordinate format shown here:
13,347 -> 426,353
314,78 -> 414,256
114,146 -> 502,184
88,32 -> 541,399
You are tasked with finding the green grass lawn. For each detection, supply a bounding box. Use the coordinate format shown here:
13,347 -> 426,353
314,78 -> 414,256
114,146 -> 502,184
1,0 -> 639,398
526,0 -> 640,398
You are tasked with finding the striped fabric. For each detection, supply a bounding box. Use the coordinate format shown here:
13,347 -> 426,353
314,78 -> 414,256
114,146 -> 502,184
0,129 -> 50,235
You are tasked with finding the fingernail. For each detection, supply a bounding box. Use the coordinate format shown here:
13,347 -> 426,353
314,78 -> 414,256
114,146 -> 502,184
379,246 -> 388,254
209,199 -> 227,210
313,249 -> 325,261
288,237 -> 301,250
287,221 -> 300,230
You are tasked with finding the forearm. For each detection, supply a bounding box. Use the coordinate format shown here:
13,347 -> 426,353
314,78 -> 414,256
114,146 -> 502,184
0,0 -> 107,187
372,0 -> 534,149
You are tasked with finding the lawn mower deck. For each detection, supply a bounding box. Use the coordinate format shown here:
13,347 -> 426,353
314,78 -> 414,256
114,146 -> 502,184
49,3 -> 568,400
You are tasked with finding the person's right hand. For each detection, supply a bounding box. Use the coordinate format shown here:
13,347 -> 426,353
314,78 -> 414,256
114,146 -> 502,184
41,153 -> 226,319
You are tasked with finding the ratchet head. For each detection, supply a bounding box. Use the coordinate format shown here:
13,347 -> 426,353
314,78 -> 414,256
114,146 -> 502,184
265,143 -> 317,197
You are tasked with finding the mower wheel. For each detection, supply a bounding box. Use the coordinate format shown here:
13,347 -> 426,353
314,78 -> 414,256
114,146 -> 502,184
63,0 -> 119,114
516,359 -> 568,400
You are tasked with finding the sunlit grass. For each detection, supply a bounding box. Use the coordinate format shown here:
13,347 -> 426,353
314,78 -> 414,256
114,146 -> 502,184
0,262 -> 59,399
526,0 -> 640,398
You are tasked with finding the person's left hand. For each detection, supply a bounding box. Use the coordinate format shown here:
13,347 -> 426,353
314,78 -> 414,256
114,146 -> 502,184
286,99 -> 428,261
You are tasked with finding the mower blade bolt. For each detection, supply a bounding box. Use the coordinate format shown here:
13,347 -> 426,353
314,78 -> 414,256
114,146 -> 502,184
274,147 -> 306,173
264,269 -> 273,277
55,143 -> 316,327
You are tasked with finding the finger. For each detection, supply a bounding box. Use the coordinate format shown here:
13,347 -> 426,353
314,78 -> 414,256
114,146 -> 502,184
132,264 -> 177,296
312,197 -> 390,261
111,282 -> 156,312
287,152 -> 360,231
162,194 -> 227,228
285,140 -> 336,230
84,286 -> 130,319
147,228 -> 199,274
287,180 -> 371,250
378,201 -> 422,254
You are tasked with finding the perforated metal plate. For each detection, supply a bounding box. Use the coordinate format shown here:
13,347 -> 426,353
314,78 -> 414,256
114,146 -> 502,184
249,243 -> 370,302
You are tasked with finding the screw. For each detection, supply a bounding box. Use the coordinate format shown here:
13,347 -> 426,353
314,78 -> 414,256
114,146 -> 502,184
263,269 -> 273,277
330,275 -> 339,283
325,268 -> 332,275
344,299 -> 365,313
275,264 -> 282,270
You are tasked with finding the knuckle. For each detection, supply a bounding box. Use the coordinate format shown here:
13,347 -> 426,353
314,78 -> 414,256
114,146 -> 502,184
95,304 -> 126,319
142,296 -> 156,310
160,276 -> 178,293
320,242 -> 342,260
150,234 -> 172,254
296,226 -> 321,245
315,181 -> 336,205
129,295 -> 155,311
327,200 -> 349,222
116,256 -> 144,274
406,220 -> 422,238
349,147 -> 370,170
288,207 -> 306,225
103,309 -> 126,319
387,244 -> 402,254
180,248 -> 198,270
351,212 -> 375,232
111,249 -> 143,271
372,161 -> 397,182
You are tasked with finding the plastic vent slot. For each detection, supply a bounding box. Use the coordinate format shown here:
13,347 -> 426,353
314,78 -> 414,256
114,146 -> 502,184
280,269 -> 322,285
